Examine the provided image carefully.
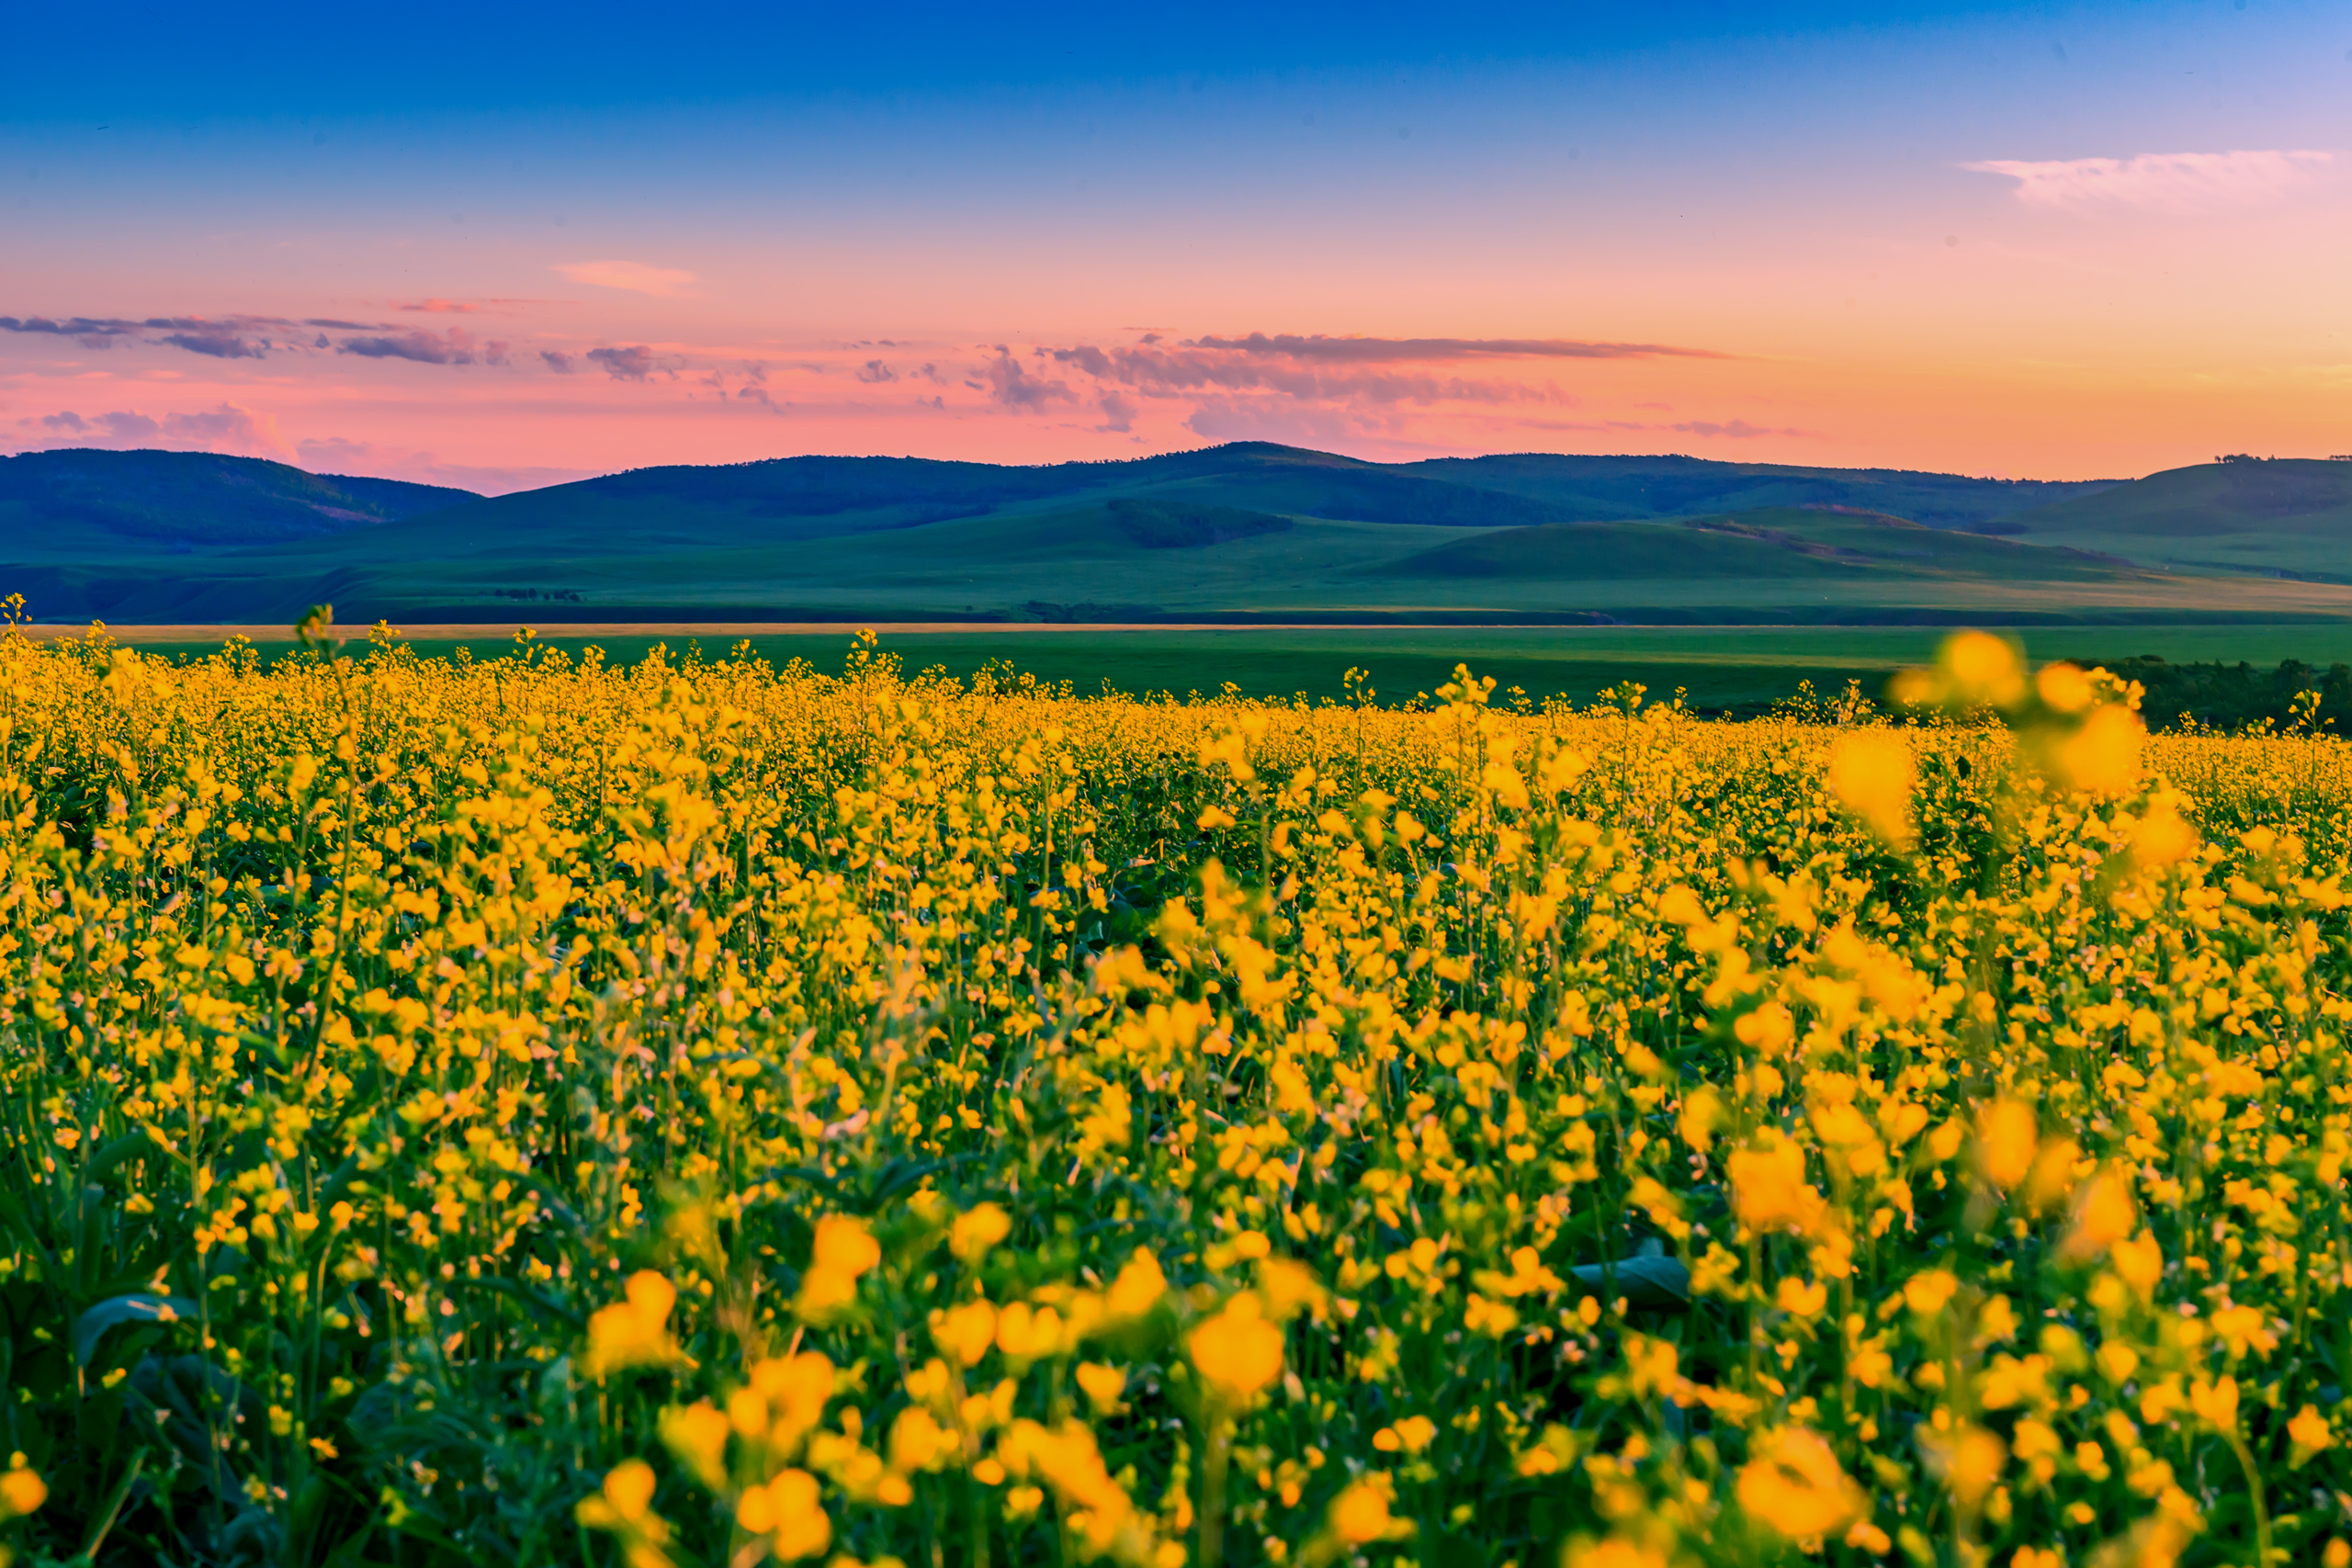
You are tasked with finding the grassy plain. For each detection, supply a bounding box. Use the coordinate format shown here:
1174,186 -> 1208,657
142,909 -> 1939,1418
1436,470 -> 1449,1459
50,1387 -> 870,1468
54,621 -> 2352,713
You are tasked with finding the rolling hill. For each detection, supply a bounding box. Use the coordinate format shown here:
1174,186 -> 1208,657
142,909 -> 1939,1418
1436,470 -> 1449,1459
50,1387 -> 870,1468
5,444 -> 2351,627
1402,455 -> 2107,531
1998,458 -> 2352,581
0,449 -> 478,559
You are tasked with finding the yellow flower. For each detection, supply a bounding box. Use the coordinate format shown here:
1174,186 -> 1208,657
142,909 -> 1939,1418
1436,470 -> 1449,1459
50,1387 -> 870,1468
951,1202 -> 1012,1262
2036,662 -> 2096,715
1103,1248 -> 1168,1320
1826,731 -> 1915,848
2188,1376 -> 2238,1432
1188,1293 -> 1284,1403
1074,1362 -> 1126,1416
576,1460 -> 673,1568
993,1301 -> 1067,1361
1975,1099 -> 2038,1191
658,1400 -> 731,1489
1736,1428 -> 1867,1540
2131,797 -> 2199,870
797,1214 -> 882,1320
1562,1540 -> 1668,1568
1370,1415 -> 1437,1455
2056,1169 -> 2138,1263
2052,705 -> 2144,797
888,1404 -> 956,1472
933,1300 -> 999,1367
737,1468 -> 831,1562
1917,1423 -> 2006,1508
2110,1230 -> 2165,1296
1728,1138 -> 1827,1237
1901,1269 -> 1959,1320
1329,1478 -> 1408,1543
2288,1403 -> 2334,1464
583,1271 -> 682,1378
0,1464 -> 46,1520
1256,1256 -> 1327,1322
1941,630 -> 2027,709
749,1350 -> 837,1450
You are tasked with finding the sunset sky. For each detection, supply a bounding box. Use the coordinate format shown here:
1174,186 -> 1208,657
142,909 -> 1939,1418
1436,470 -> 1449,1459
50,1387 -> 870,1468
4,0 -> 2346,492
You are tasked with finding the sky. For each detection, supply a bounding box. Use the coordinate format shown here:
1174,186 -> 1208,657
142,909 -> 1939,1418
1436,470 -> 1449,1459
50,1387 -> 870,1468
3,0 -> 2347,492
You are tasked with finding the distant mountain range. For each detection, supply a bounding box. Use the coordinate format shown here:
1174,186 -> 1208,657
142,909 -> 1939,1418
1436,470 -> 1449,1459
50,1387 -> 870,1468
4,443 -> 2350,626
0,449 -> 478,560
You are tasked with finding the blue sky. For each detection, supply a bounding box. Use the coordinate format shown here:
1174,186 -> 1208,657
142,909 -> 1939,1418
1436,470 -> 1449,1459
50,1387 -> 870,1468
4,0 -> 2346,487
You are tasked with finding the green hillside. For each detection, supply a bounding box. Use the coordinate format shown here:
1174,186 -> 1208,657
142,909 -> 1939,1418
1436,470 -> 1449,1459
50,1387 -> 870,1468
1406,455 -> 2110,531
2002,458 -> 2352,581
56,496 -> 2351,629
0,448 -> 477,558
1384,508 -> 2142,585
8,444 -> 2352,628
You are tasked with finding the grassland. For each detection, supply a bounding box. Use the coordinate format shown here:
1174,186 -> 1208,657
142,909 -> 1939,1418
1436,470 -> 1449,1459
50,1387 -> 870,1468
2004,457 -> 2352,581
51,620 -> 2352,716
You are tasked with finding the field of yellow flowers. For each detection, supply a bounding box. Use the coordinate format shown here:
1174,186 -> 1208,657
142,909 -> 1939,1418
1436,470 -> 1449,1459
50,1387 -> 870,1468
0,621 -> 2346,1568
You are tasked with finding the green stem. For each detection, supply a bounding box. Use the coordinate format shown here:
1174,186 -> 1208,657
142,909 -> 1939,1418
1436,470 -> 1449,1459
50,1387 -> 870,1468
2227,1432 -> 2273,1568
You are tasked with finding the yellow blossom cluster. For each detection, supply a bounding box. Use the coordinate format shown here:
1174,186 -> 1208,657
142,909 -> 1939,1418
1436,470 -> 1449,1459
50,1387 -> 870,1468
0,622 -> 2346,1568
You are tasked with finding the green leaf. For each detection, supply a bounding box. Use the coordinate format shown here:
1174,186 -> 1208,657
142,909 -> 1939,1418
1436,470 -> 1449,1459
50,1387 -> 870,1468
74,1292 -> 184,1368
1567,1254 -> 1690,1309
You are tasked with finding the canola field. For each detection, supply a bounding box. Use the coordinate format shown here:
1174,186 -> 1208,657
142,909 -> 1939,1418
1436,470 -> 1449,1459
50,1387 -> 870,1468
0,624 -> 2347,1568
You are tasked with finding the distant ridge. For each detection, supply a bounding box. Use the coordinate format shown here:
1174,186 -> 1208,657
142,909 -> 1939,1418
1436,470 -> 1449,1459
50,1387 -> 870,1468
4,441 -> 2346,627
0,448 -> 479,561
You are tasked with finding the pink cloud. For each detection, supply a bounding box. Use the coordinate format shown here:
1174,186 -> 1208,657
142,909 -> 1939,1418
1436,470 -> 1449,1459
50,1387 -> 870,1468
553,260 -> 697,297
337,327 -> 508,367
1181,333 -> 1724,363
293,435 -> 586,494
1962,150 -> 2332,213
978,347 -> 1071,412
585,344 -> 659,380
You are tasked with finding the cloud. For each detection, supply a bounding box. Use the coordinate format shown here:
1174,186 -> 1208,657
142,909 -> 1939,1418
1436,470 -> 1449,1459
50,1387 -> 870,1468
293,435 -> 587,495
2,314 -> 141,347
978,347 -> 1071,412
160,331 -> 268,359
294,436 -> 376,471
3,310 -> 414,356
1669,419 -> 1813,439
164,403 -> 285,451
337,327 -> 508,366
553,260 -> 696,297
585,344 -> 658,380
1182,333 -> 1726,363
97,411 -> 161,440
14,403 -> 280,456
1094,391 -> 1138,434
540,349 -> 574,373
1182,397 -> 1355,447
1044,340 -> 1565,409
17,409 -> 161,442
1961,149 -> 2332,212
854,359 -> 897,384
396,299 -> 477,313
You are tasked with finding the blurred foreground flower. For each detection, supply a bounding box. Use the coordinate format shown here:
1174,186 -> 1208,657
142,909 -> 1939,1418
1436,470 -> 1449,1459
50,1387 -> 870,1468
584,1272 -> 684,1378
1826,730 -> 1916,848
1737,1427 -> 1868,1539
